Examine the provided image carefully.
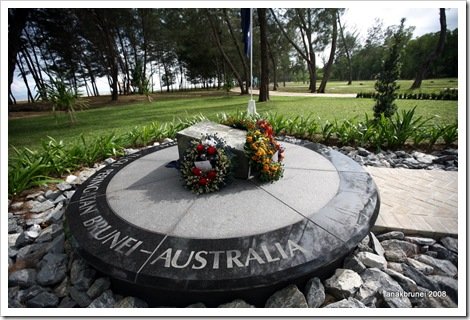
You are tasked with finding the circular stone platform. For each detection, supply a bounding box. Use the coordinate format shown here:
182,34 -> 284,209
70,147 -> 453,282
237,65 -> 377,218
65,139 -> 380,306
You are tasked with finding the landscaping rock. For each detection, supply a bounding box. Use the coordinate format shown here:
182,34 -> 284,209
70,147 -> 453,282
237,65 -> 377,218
63,190 -> 75,199
305,277 -> 325,308
26,191 -> 44,200
430,243 -> 458,265
25,291 -> 59,308
58,296 -> 78,308
324,297 -> 367,308
16,242 -> 51,266
358,268 -> 411,308
88,290 -> 116,308
265,285 -> 308,308
381,239 -> 419,256
414,254 -> 457,277
356,252 -> 387,270
15,231 -> 35,248
427,275 -> 458,304
324,269 -> 363,299
401,264 -> 439,291
45,190 -> 61,201
46,233 -> 65,254
387,262 -> 403,273
406,258 -> 434,275
114,296 -> 149,308
70,258 -> 96,291
384,268 -> 418,293
30,200 -> 55,213
36,223 -> 63,243
404,236 -> 436,246
53,277 -> 69,298
440,237 -> 458,253
87,277 -> 111,300
57,182 -> 73,191
369,232 -> 385,257
69,286 -> 92,307
376,231 -> 405,241
10,201 -> 24,210
66,175 -> 79,184
356,235 -> 374,253
16,285 -> 46,304
9,233 -> 21,248
343,254 -> 367,273
414,287 -> 457,308
36,253 -> 68,286
218,299 -> 255,308
8,269 -> 37,288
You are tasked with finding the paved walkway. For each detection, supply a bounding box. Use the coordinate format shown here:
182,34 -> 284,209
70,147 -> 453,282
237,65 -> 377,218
366,167 -> 459,237
231,88 -> 356,98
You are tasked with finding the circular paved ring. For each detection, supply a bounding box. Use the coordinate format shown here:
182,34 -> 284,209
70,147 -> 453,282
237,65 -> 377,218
65,139 -> 380,306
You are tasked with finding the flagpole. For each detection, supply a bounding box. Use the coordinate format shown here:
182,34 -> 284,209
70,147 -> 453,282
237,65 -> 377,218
247,8 -> 257,116
250,8 -> 253,102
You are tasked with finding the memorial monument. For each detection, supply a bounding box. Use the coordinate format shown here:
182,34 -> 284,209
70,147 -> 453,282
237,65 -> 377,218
65,120 -> 380,306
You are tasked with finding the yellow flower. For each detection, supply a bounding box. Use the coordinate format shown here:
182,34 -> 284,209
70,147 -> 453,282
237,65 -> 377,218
246,136 -> 253,143
263,164 -> 270,172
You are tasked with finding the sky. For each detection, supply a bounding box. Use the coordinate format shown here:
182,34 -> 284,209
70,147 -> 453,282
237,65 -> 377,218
342,7 -> 458,41
6,6 -> 460,101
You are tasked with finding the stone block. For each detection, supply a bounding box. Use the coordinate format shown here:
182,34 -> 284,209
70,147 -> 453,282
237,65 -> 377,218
176,121 -> 251,179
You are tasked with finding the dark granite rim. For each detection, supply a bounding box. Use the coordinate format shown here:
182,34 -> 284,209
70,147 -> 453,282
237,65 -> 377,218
65,139 -> 380,294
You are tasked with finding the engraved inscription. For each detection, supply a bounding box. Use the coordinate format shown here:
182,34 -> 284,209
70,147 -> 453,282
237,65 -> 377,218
149,240 -> 309,270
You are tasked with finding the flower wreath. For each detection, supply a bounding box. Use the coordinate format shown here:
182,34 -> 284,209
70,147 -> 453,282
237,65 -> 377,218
245,119 -> 285,182
180,134 -> 231,194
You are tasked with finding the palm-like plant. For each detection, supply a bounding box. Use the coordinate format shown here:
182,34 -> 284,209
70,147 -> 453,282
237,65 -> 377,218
47,79 -> 88,124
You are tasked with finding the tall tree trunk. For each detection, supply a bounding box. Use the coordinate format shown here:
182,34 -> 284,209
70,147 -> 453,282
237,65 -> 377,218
337,11 -> 353,85
206,10 -> 246,95
258,9 -> 269,102
21,48 -> 42,101
222,9 -> 249,94
308,52 -> 317,93
8,9 -> 30,105
318,9 -> 338,93
17,55 -> 34,103
267,41 -> 278,91
117,31 -> 131,94
410,8 -> 447,90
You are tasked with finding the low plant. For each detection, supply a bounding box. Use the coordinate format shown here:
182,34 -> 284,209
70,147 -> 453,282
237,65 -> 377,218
47,79 -> 88,124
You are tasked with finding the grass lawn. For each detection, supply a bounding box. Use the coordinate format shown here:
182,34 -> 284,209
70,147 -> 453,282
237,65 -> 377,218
278,78 -> 458,94
8,92 -> 458,153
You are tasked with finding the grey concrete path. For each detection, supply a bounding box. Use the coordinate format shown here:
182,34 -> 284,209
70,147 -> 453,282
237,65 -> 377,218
366,167 -> 458,237
231,88 -> 356,98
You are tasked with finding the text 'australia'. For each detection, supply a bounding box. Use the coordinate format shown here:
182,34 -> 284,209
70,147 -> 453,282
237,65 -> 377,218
150,240 -> 309,270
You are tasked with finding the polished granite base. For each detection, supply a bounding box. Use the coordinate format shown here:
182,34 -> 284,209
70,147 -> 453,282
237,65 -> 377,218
65,138 -> 380,306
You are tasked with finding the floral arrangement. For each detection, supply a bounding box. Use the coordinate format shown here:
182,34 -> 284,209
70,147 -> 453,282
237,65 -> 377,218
180,134 -> 231,194
245,119 -> 285,182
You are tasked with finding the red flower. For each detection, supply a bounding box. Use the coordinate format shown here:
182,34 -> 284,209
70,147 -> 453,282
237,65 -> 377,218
196,144 -> 205,152
192,167 -> 202,176
207,146 -> 217,155
207,170 -> 217,180
199,177 -> 208,185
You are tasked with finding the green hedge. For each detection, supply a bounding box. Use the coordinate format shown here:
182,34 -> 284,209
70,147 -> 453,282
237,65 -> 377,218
357,88 -> 458,101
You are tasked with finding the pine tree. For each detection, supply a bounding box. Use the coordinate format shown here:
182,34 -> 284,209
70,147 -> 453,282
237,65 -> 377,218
373,18 -> 407,119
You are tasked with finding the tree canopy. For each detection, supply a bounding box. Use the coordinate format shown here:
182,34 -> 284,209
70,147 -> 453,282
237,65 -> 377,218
8,8 -> 458,104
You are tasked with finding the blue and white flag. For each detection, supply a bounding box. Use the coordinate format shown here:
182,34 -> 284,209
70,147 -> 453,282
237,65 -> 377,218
241,8 -> 251,57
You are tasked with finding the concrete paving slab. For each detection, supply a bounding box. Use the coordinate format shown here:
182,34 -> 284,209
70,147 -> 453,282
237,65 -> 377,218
367,167 -> 458,237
